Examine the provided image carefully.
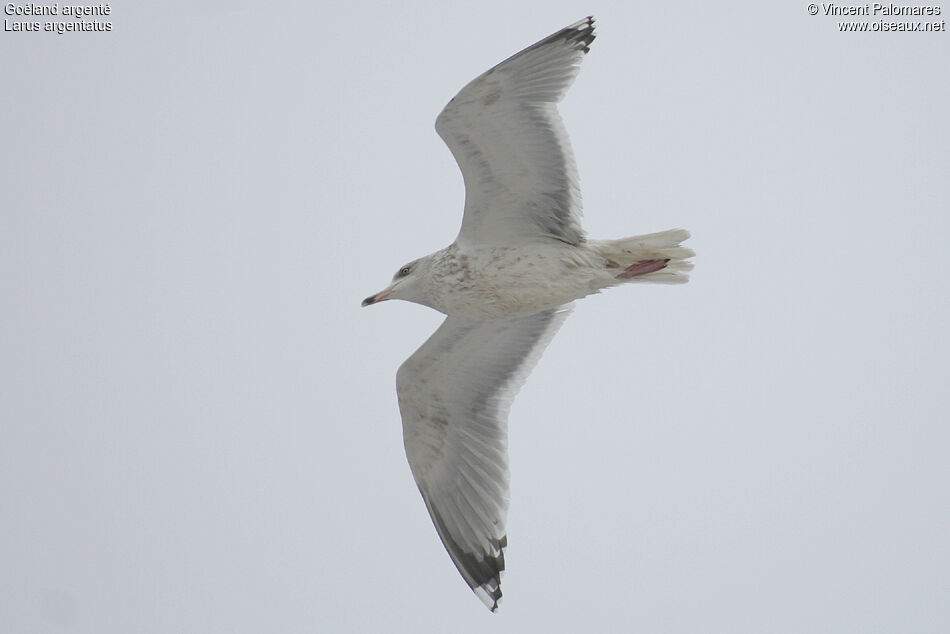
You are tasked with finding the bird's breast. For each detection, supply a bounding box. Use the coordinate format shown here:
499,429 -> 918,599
429,244 -> 600,320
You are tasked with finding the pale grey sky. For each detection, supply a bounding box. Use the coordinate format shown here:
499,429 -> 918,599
2,1 -> 948,633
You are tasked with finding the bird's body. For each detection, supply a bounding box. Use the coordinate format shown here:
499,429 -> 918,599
362,17 -> 693,610
414,242 -> 592,319
414,234 -> 691,320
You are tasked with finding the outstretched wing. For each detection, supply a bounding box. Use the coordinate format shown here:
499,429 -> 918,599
397,307 -> 572,610
436,17 -> 596,248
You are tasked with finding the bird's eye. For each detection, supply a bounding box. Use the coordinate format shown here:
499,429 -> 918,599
399,266 -> 411,277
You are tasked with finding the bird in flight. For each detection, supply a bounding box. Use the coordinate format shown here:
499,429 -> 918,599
362,16 -> 693,611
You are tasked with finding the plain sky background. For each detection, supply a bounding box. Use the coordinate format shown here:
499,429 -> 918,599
2,1 -> 948,632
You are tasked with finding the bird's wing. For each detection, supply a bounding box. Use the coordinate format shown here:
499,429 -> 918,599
435,17 -> 595,248
397,306 -> 572,610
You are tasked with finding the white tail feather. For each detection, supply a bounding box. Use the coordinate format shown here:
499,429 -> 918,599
591,229 -> 694,284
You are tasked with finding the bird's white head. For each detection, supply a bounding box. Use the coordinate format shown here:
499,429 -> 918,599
362,256 -> 433,308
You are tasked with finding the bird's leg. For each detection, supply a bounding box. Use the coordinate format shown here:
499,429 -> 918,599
616,259 -> 670,279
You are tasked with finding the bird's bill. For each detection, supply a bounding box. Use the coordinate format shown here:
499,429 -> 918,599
361,286 -> 394,307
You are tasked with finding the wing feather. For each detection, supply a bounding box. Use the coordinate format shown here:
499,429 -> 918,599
397,307 -> 572,610
435,17 -> 596,247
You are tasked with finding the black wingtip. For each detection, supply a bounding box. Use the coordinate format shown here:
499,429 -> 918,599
425,502 -> 508,611
528,16 -> 597,56
566,16 -> 596,54
476,575 -> 504,613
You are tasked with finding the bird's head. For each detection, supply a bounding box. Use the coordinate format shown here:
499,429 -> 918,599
362,256 -> 432,308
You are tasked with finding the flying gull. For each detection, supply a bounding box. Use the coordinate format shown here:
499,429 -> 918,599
362,16 -> 693,611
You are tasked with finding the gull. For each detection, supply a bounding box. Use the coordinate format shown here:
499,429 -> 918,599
362,16 -> 693,611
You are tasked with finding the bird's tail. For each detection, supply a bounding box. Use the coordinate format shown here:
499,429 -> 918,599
591,229 -> 694,284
